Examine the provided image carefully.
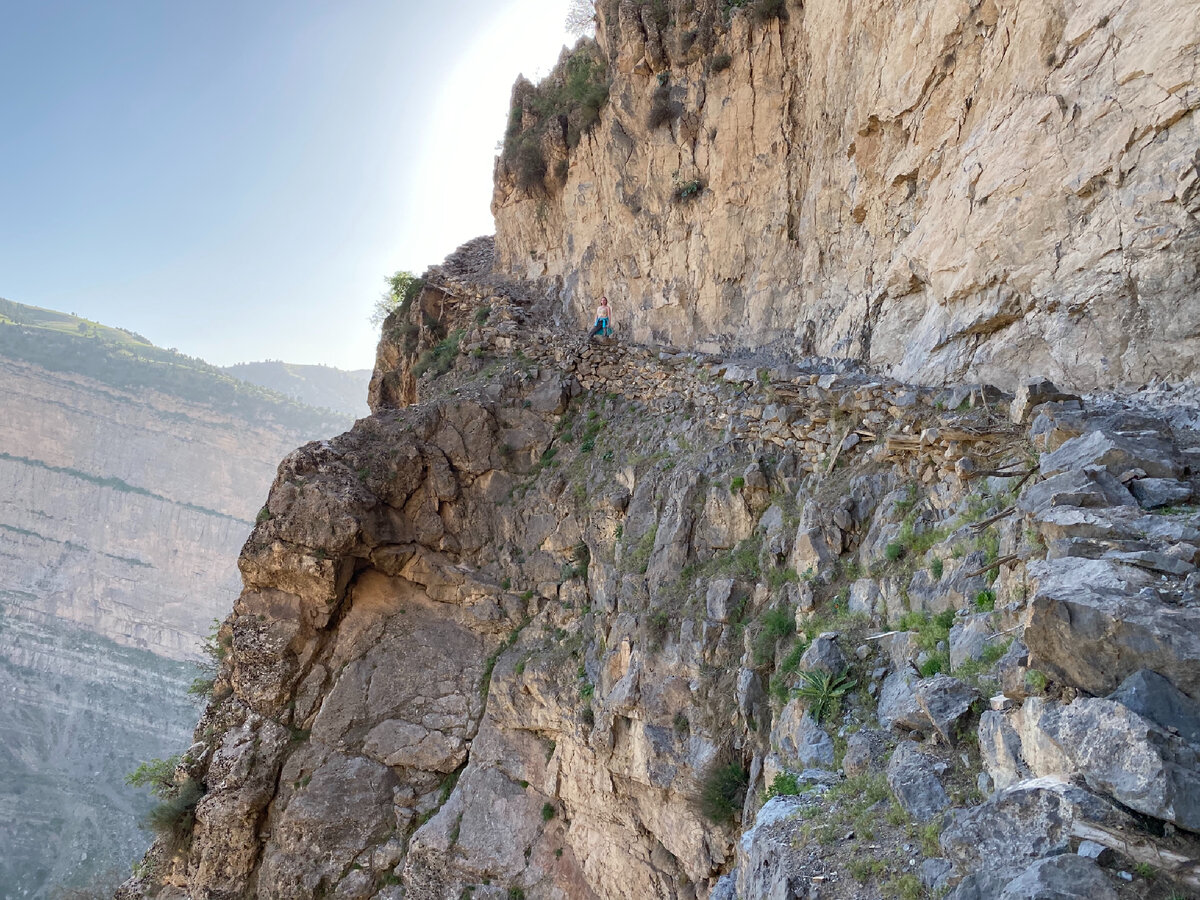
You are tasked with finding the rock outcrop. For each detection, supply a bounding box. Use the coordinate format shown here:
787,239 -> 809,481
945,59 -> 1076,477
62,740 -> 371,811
493,0 -> 1200,391
121,247 -> 1200,899
116,0 -> 1200,895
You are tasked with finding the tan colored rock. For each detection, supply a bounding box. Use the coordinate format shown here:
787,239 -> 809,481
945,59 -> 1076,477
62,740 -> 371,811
494,0 -> 1200,391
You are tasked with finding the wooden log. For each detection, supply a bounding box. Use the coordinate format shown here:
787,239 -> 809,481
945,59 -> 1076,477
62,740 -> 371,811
963,554 -> 1020,578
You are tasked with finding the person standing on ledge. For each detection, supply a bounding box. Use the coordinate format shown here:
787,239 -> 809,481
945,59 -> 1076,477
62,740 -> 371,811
589,296 -> 611,339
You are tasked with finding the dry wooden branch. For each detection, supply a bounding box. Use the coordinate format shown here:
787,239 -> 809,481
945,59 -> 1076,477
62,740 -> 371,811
1012,467 -> 1039,491
970,506 -> 1016,531
963,554 -> 1020,578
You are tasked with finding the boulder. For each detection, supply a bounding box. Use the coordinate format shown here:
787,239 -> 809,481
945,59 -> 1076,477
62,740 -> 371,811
736,668 -> 766,724
940,777 -> 1136,887
949,616 -> 997,672
914,674 -> 980,745
526,377 -> 570,415
1109,669 -> 1200,747
1032,506 -> 1136,542
1101,548 -> 1196,576
996,639 -> 1033,701
848,578 -> 881,617
841,729 -> 887,777
1010,379 -> 1080,425
790,526 -> 834,578
797,632 -> 846,675
1011,698 -> 1076,777
886,741 -> 949,821
978,710 -> 1029,793
734,797 -> 809,900
1040,429 -> 1182,481
706,578 -> 736,622
1024,557 -> 1200,699
1129,477 -> 1193,509
880,630 -> 920,670
920,858 -> 954,895
1017,468 -> 1137,516
878,671 -> 928,734
1039,697 -> 1200,832
773,703 -> 835,770
997,854 -> 1118,900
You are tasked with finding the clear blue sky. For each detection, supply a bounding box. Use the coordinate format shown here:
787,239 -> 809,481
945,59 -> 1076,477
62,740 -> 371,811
0,0 -> 575,369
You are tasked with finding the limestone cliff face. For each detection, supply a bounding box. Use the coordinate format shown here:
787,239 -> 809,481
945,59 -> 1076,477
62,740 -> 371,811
493,0 -> 1200,391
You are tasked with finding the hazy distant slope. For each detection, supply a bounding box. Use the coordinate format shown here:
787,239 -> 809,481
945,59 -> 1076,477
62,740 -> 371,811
222,360 -> 371,419
0,298 -> 352,434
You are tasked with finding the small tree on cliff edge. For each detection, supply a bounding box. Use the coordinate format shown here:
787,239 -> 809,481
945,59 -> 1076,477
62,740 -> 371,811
370,270 -> 422,327
566,0 -> 595,36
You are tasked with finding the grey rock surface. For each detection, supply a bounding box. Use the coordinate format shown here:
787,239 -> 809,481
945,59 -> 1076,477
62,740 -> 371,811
878,671 -> 928,734
1040,428 -> 1181,480
940,777 -> 1135,887
841,729 -> 886,777
1039,697 -> 1200,832
1011,379 -> 1079,425
1129,477 -> 1193,509
997,853 -> 1119,900
773,704 -> 835,770
1025,557 -> 1200,699
914,674 -> 980,745
886,741 -> 949,821
797,633 -> 847,675
1109,669 -> 1200,747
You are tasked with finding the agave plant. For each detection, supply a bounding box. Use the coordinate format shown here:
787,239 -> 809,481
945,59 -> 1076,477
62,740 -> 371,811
795,668 -> 857,722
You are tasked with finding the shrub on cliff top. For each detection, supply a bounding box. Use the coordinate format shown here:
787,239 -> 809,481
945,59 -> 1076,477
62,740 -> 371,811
503,41 -> 609,189
371,270 -> 423,328
751,0 -> 788,23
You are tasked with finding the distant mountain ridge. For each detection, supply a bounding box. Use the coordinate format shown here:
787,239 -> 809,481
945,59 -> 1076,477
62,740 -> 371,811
0,297 -> 354,434
222,360 -> 371,419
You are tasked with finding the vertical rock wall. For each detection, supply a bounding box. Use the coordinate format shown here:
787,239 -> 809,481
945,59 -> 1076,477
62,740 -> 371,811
492,0 -> 1200,391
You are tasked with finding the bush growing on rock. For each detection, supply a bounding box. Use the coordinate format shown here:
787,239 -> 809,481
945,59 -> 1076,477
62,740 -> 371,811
699,760 -> 749,824
647,82 -> 681,129
370,270 -> 422,327
146,777 -> 204,856
502,41 -> 609,190
127,758 -> 204,858
750,0 -> 787,23
795,668 -> 856,722
765,772 -> 800,799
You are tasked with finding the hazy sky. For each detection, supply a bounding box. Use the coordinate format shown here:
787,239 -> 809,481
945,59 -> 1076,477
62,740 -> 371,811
0,0 -> 577,369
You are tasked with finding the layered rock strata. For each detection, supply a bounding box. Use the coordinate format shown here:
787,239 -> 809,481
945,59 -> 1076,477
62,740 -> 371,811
0,355 -> 337,896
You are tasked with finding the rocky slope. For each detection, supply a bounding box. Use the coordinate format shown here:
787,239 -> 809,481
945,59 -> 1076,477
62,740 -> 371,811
120,246 -> 1200,899
0,321 -> 355,897
493,0 -> 1200,391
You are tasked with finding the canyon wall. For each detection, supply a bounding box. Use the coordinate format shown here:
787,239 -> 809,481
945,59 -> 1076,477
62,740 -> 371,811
493,0 -> 1200,391
0,354 -> 345,897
